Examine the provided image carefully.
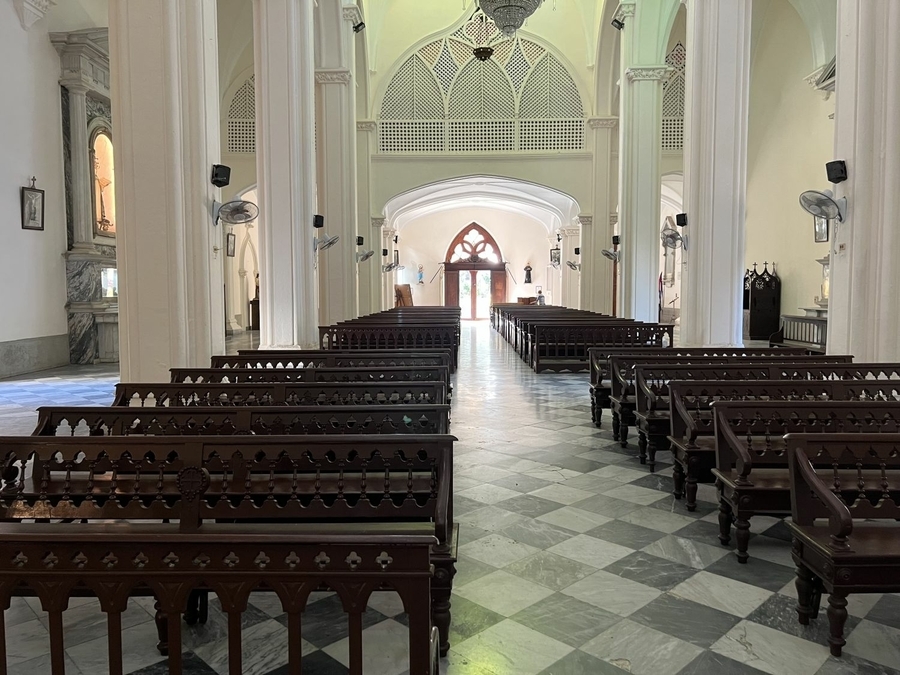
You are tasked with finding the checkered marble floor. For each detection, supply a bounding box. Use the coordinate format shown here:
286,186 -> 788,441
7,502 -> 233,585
2,324 -> 899,674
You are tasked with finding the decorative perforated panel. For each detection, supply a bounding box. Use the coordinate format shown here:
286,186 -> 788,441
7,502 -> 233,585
662,42 -> 686,150
227,76 -> 256,153
378,11 -> 585,154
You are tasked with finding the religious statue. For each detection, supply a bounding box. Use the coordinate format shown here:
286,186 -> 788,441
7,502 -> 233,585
524,263 -> 533,285
417,264 -> 424,285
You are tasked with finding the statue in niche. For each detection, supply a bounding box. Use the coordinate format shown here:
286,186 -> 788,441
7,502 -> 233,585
417,264 -> 424,285
91,133 -> 117,236
524,263 -> 533,285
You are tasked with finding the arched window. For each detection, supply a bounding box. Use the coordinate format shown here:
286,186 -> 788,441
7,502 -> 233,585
227,76 -> 256,153
446,224 -> 503,263
662,42 -> 686,150
379,11 -> 585,153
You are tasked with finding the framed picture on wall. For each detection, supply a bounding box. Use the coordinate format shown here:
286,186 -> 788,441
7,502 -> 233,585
813,216 -> 829,243
226,232 -> 236,257
550,247 -> 561,266
21,185 -> 45,231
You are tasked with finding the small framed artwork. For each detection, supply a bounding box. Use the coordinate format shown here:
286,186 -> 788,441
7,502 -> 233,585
21,184 -> 45,231
226,232 -> 236,257
814,216 -> 829,243
550,247 -> 561,265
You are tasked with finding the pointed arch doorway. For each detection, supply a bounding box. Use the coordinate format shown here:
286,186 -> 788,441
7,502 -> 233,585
444,224 -> 507,319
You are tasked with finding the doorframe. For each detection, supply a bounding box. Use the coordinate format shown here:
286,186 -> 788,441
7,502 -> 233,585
444,261 -> 507,319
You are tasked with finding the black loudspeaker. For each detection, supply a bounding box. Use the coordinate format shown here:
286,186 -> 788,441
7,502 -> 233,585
676,213 -> 688,228
382,249 -> 388,257
210,164 -> 231,188
612,235 -> 621,246
574,247 -> 581,255
826,160 -> 848,184
314,214 -> 324,229
357,236 -> 364,246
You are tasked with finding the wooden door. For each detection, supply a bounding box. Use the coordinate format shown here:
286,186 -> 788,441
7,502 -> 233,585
491,270 -> 507,305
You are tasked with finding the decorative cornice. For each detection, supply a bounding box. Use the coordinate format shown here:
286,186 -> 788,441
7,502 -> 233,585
12,0 -> 56,29
610,213 -> 619,226
315,69 -> 352,85
560,226 -> 581,237
342,5 -> 363,25
625,65 -> 673,82
51,29 -> 111,97
587,117 -> 618,130
614,2 -> 635,23
578,216 -> 593,227
804,65 -> 834,100
371,217 -> 386,228
357,121 -> 377,132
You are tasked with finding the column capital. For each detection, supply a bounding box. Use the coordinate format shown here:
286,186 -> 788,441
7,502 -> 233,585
315,68 -> 352,85
559,226 -> 581,237
371,217 -> 386,228
625,65 -> 673,82
610,212 -> 618,226
342,5 -> 363,25
588,117 -> 618,130
578,215 -> 593,227
614,2 -> 635,24
357,120 -> 377,132
12,0 -> 56,30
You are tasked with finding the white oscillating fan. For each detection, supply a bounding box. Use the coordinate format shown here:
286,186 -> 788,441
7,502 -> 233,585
313,214 -> 339,252
355,236 -> 374,263
601,249 -> 620,262
566,260 -> 581,271
660,223 -> 687,251
213,200 -> 258,227
799,189 -> 846,222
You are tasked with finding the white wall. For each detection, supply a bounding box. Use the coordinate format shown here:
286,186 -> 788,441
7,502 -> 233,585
0,8 -> 69,344
746,0 -> 834,316
395,207 -> 555,307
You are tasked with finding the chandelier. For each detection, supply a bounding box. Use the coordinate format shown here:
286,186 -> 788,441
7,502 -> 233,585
478,0 -> 544,37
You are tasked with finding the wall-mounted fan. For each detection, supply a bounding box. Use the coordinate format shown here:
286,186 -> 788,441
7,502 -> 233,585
660,223 -> 687,251
213,200 -> 258,227
799,189 -> 846,223
355,236 -> 374,263
566,260 -> 581,271
313,214 -> 339,252
601,249 -> 620,262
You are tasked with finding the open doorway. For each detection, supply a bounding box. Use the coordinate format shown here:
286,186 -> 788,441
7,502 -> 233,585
443,224 -> 506,320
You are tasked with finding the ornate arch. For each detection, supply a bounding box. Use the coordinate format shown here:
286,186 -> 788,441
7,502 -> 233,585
445,223 -> 503,264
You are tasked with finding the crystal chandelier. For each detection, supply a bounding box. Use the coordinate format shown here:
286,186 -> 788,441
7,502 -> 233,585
478,0 -> 544,37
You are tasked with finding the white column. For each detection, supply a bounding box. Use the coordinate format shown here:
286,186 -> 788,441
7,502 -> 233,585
617,2 -> 668,322
66,86 -> 97,251
109,0 -> 224,381
315,16 -> 358,326
357,123 -> 378,316
382,226 -> 396,310
253,0 -> 319,348
583,118 -> 617,314
828,0 -> 900,360
679,0 -> 751,347
560,225 -> 581,308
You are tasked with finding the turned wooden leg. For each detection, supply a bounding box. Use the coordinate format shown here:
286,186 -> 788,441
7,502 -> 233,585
795,565 -> 817,626
638,432 -> 647,465
810,577 -> 823,620
827,592 -> 849,657
154,599 -> 169,656
685,469 -> 698,512
612,412 -> 620,440
596,408 -> 603,427
648,435 -> 664,473
735,517 -> 751,564
672,461 -> 685,499
184,590 -> 201,626
718,497 -> 733,546
432,559 -> 456,657
590,391 -> 597,426
620,423 -> 629,448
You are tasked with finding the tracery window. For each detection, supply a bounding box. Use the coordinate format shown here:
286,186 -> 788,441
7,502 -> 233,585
379,12 -> 585,153
447,224 -> 502,263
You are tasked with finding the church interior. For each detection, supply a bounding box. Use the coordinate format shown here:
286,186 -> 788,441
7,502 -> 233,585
0,0 -> 898,673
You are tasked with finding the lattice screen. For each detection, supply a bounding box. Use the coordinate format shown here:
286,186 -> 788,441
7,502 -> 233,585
227,76 -> 256,154
662,42 -> 686,151
378,12 -> 585,153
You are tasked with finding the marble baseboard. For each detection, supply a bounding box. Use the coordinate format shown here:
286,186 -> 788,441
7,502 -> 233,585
0,334 -> 69,379
68,313 -> 97,365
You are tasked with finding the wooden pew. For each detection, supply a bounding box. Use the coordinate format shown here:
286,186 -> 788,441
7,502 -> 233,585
228,349 -> 453,371
33,404 -> 451,437
170,365 -> 451,391
588,346 -> 807,426
632,355 -> 853,469
712,401 -> 900,564
113,381 -> 448,407
609,355 -> 852,453
787,433 -> 900,657
0,435 -> 449,674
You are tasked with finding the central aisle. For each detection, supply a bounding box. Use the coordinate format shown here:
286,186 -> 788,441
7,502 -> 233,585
441,323 -> 847,675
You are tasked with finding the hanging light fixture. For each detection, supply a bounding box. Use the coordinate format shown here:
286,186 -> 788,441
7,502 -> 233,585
478,0 -> 544,37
